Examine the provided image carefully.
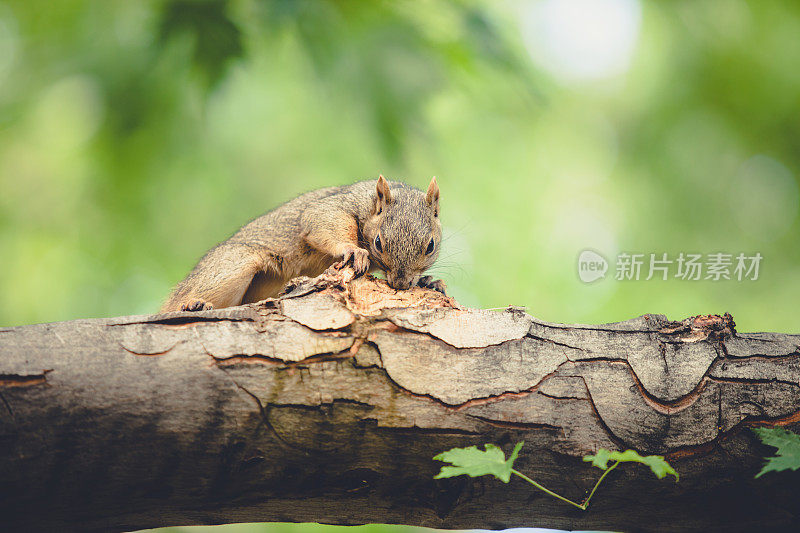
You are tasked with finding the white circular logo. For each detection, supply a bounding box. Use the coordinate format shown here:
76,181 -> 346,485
577,250 -> 608,283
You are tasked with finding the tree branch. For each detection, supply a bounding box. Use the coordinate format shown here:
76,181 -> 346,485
1,267 -> 799,531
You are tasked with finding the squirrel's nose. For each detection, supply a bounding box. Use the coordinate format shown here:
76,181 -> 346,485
387,271 -> 412,290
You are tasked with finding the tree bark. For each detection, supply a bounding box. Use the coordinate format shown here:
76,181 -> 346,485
1,267 -> 799,532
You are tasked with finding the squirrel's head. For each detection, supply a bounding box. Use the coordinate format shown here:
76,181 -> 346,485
363,175 -> 441,290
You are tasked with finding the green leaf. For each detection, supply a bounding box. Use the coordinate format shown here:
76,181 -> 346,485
159,0 -> 243,87
752,427 -> 800,478
433,442 -> 524,483
583,449 -> 679,481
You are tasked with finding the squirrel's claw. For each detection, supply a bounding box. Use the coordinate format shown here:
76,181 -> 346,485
181,299 -> 214,312
416,275 -> 447,295
340,246 -> 370,276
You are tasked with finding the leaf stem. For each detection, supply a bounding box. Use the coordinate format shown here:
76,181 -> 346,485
510,469 -> 585,510
511,460 -> 621,511
581,461 -> 620,509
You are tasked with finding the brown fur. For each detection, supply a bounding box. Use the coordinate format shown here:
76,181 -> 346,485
160,177 -> 443,312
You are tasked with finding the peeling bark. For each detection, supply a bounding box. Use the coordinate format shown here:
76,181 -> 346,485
1,266 -> 799,532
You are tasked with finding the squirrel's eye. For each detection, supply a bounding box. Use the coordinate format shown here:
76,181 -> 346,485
426,238 -> 435,255
375,235 -> 383,253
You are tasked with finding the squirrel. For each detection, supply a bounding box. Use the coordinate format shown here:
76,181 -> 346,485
160,175 -> 446,312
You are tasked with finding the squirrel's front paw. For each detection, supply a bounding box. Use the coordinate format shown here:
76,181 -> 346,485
181,299 -> 214,312
340,246 -> 370,276
417,275 -> 447,295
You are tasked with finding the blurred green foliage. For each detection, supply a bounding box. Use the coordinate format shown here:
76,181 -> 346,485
1,0 -> 799,338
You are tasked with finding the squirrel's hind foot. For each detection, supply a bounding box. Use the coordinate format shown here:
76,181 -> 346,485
416,275 -> 447,295
181,299 -> 214,312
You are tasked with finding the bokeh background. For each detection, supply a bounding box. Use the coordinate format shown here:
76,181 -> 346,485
2,1 -> 798,533
1,0 -> 799,332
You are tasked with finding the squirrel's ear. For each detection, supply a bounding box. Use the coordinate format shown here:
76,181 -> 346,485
375,175 -> 392,214
426,176 -> 440,217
